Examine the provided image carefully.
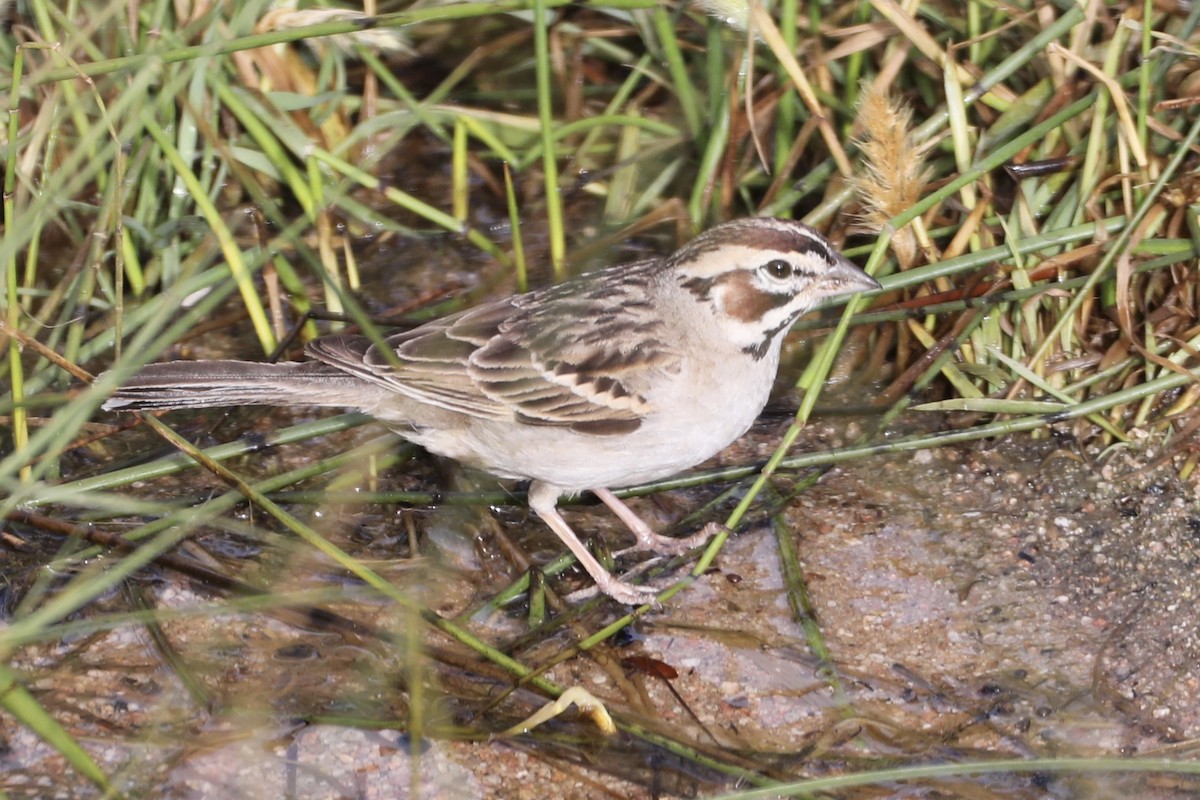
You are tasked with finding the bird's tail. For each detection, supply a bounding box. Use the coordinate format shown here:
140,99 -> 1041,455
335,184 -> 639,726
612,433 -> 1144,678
101,360 -> 368,412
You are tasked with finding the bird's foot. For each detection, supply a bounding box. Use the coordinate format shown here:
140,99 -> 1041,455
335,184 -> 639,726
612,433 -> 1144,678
617,520 -> 727,557
566,572 -> 663,606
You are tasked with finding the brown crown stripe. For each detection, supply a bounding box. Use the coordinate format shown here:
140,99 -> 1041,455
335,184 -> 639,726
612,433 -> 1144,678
669,220 -> 836,267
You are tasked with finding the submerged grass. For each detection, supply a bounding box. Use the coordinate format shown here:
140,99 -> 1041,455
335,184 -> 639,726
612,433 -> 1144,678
3,0 -> 1200,795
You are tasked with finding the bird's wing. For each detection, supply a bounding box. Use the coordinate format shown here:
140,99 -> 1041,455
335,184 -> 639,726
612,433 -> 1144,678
308,263 -> 683,434
467,267 -> 682,434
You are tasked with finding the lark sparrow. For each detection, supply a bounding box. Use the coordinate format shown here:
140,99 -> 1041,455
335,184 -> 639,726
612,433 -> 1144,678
103,218 -> 878,604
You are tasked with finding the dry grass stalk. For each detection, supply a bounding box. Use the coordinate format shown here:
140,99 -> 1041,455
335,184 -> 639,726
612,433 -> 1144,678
850,83 -> 930,269
257,4 -> 413,57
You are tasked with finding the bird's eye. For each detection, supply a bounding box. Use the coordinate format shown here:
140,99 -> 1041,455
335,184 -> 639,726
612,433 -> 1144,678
762,259 -> 793,280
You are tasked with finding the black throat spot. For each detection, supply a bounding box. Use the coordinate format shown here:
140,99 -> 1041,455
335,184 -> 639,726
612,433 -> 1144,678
742,310 -> 803,360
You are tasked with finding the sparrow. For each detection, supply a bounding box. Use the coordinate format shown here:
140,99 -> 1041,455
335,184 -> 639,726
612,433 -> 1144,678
103,217 -> 879,604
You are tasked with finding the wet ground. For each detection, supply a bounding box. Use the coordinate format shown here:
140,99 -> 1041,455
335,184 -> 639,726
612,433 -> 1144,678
4,401 -> 1200,798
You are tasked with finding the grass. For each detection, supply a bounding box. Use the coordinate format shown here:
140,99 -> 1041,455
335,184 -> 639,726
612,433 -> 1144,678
3,0 -> 1200,795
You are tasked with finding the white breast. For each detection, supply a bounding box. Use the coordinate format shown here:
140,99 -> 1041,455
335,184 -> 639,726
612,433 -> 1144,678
447,324 -> 779,492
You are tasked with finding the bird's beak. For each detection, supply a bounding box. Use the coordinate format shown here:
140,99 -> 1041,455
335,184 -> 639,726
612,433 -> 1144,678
820,255 -> 880,298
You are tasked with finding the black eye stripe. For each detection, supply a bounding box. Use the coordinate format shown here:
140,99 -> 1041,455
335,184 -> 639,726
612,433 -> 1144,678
760,259 -> 820,281
792,265 -> 818,279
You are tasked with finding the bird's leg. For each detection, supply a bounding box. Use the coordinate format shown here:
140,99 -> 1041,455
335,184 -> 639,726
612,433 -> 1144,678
527,482 -> 660,605
591,487 -> 716,556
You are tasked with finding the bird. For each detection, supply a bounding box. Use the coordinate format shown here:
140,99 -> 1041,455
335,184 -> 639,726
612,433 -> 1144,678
103,217 -> 879,604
